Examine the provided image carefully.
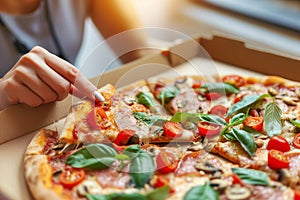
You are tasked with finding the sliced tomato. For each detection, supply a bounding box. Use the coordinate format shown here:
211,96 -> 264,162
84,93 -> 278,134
152,176 -> 175,193
293,133 -> 300,149
131,103 -> 148,113
209,105 -> 228,118
198,121 -> 221,136
59,168 -> 85,189
268,149 -> 290,169
163,122 -> 183,138
192,82 -> 201,89
232,174 -> 244,185
86,107 -> 108,129
267,136 -> 290,152
156,150 -> 178,173
243,116 -> 264,132
205,92 -> 222,101
294,187 -> 300,200
114,129 -> 136,146
222,75 -> 246,87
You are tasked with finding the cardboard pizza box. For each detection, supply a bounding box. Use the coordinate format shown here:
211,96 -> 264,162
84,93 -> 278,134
0,35 -> 299,200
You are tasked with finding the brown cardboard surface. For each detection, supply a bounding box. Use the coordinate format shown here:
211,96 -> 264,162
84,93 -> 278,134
0,35 -> 298,199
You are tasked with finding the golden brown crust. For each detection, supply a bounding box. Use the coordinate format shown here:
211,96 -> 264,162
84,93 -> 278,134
24,129 -> 65,200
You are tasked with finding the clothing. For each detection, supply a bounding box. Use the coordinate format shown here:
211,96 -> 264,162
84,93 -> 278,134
0,0 -> 89,77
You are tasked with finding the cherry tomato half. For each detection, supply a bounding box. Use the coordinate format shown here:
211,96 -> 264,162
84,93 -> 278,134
59,168 -> 86,189
209,105 -> 228,118
268,149 -> 290,170
86,107 -> 108,129
293,133 -> 300,149
294,187 -> 300,200
267,136 -> 290,152
205,92 -> 222,101
232,174 -> 244,185
222,75 -> 246,87
198,121 -> 221,136
114,129 -> 136,146
152,176 -> 175,193
156,150 -> 178,173
163,122 -> 183,138
243,116 -> 264,132
192,82 -> 201,89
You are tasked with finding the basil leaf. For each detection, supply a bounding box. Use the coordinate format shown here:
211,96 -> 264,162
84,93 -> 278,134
146,186 -> 170,200
229,113 -> 246,126
136,92 -> 156,107
226,94 -> 270,117
170,112 -> 199,124
290,119 -> 300,128
87,192 -> 147,200
201,82 -> 239,94
264,102 -> 282,137
66,144 -> 117,170
121,145 -> 142,160
232,168 -> 269,186
231,128 -> 256,158
223,131 -> 237,141
184,182 -> 219,200
134,112 -> 159,126
130,150 -> 155,188
157,86 -> 180,106
243,126 -> 262,137
199,114 -> 227,126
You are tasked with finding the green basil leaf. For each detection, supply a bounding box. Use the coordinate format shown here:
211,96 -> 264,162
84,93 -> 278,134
133,112 -> 159,126
231,128 -> 256,158
157,86 -> 180,106
146,186 -> 170,200
170,112 -> 200,124
66,144 -> 117,170
290,119 -> 300,128
201,82 -> 239,94
130,150 -> 155,188
243,126 -> 263,137
87,192 -> 147,200
136,92 -> 156,107
226,94 -> 270,117
199,114 -> 227,126
184,182 -> 219,200
229,113 -> 246,126
264,102 -> 282,137
121,145 -> 142,160
223,131 -> 237,141
232,168 -> 269,186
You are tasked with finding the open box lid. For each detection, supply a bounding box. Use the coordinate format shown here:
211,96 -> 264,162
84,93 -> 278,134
0,34 -> 299,145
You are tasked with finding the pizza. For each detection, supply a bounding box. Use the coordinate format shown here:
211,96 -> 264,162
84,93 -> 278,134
24,74 -> 300,200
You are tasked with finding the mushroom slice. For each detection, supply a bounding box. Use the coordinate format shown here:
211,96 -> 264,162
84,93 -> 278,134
76,180 -> 102,196
225,184 -> 251,200
210,179 -> 229,191
195,161 -> 220,173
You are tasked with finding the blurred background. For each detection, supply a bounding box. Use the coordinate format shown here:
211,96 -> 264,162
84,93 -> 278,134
76,0 -> 300,76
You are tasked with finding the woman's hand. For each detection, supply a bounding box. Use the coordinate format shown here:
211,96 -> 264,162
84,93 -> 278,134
0,46 -> 97,110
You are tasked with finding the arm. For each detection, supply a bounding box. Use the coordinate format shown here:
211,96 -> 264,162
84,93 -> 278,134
0,46 -> 97,111
0,0 -> 41,14
90,0 -> 149,63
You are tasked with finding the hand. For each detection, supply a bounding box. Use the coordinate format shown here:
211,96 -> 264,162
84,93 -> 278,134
0,46 -> 97,110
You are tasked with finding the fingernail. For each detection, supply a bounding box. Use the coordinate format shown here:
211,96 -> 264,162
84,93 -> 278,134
94,91 -> 105,102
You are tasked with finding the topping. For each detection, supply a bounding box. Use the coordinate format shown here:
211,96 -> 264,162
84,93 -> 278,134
163,122 -> 183,138
114,129 -> 137,146
225,184 -> 251,200
205,92 -> 222,101
282,97 -> 298,106
156,150 -> 178,173
195,161 -> 220,173
210,179 -> 229,191
198,121 -> 221,136
86,107 -> 108,130
222,75 -> 246,88
59,168 -> 86,189
243,117 -> 264,132
293,133 -> 300,149
131,103 -> 148,113
267,136 -> 290,152
209,105 -> 228,118
268,149 -> 290,169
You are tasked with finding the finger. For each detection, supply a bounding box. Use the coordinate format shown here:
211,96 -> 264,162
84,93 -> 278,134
31,47 -> 97,100
13,65 -> 58,104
